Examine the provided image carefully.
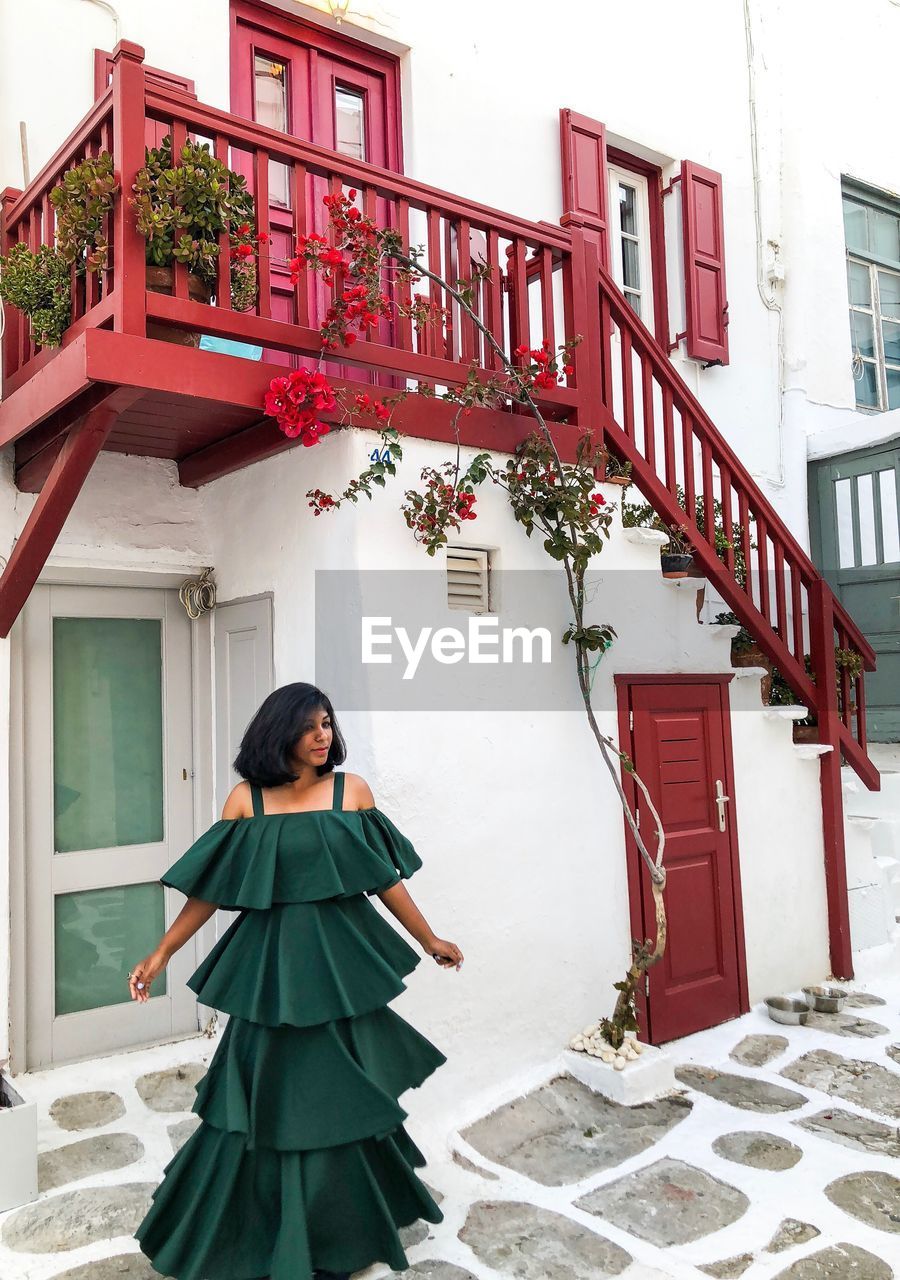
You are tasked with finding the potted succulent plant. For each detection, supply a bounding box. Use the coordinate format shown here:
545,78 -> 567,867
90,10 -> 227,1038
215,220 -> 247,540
714,610 -> 774,701
0,151 -> 117,350
598,447 -> 633,489
622,499 -> 694,577
131,135 -> 264,346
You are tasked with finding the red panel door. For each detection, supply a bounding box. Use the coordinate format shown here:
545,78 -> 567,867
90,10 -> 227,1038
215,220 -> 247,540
625,679 -> 746,1043
230,2 -> 401,369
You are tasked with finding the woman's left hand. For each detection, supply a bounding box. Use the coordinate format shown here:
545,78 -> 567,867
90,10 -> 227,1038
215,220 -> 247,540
427,937 -> 463,970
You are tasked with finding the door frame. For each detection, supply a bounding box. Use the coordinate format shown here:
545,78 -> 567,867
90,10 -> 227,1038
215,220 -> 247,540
7,567 -> 215,1074
229,0 -> 404,171
614,673 -> 749,1043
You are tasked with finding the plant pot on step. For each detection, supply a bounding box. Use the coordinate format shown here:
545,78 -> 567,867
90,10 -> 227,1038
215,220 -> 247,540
792,722 -> 820,744
146,265 -> 212,346
603,474 -> 632,489
660,552 -> 693,578
731,642 -> 773,703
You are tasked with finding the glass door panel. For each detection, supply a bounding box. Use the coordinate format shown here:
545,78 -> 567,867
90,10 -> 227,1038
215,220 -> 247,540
55,882 -> 168,1015
52,617 -> 164,853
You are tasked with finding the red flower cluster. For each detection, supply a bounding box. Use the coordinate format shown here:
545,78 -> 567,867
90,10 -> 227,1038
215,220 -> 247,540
229,224 -> 269,260
289,232 -> 346,284
263,368 -> 336,446
437,482 -> 477,521
588,490 -> 607,514
513,338 -> 575,390
308,488 -> 337,515
354,393 -> 392,421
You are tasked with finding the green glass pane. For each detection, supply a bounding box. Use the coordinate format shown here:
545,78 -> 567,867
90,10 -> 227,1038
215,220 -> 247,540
878,269 -> 900,320
854,360 -> 879,408
53,618 -> 164,852
847,260 -> 871,307
851,309 -> 875,359
882,320 -> 900,364
55,882 -> 166,1015
872,209 -> 900,265
843,199 -> 868,253
887,366 -> 900,410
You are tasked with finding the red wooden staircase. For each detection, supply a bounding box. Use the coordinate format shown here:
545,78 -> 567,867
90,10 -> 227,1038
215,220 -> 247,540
0,42 -> 878,978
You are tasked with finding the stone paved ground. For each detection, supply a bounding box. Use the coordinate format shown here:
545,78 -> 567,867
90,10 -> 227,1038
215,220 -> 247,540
1,975 -> 899,1280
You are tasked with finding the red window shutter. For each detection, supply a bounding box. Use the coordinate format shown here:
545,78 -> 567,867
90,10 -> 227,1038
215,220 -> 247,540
681,160 -> 729,364
559,108 -> 610,268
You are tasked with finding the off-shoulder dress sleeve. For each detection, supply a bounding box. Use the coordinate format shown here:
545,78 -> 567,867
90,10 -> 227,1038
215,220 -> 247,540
158,807 -> 423,911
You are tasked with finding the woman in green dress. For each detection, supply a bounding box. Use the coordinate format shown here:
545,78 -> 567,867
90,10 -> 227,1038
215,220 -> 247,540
127,682 -> 463,1280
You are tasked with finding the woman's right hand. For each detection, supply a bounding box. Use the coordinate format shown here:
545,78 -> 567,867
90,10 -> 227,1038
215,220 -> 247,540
128,948 -> 169,1003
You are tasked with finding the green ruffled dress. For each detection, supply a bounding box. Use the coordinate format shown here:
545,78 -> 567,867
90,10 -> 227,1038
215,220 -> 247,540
134,771 -> 446,1279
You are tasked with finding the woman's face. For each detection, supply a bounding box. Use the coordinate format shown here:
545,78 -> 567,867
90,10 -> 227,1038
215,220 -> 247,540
291,704 -> 333,769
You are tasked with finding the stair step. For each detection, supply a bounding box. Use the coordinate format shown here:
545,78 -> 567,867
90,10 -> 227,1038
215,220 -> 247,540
662,576 -> 708,591
794,743 -> 834,760
622,527 -> 669,548
706,623 -> 741,642
731,665 -> 769,680
763,705 -> 810,721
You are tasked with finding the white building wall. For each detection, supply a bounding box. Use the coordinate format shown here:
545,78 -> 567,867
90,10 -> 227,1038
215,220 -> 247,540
0,0 -> 891,1082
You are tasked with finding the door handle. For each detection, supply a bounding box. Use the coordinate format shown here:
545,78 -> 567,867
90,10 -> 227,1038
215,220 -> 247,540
715,779 -> 730,832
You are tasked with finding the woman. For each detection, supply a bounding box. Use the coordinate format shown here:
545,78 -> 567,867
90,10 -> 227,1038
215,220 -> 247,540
128,682 -> 463,1280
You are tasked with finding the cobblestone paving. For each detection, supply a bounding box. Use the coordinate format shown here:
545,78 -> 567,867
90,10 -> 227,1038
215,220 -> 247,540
1,976 -> 898,1280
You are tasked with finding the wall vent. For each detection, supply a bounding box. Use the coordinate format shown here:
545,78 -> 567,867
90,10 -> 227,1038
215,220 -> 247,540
446,546 -> 490,613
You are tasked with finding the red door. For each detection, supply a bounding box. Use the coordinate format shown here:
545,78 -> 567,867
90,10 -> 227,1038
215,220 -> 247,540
619,677 -> 747,1044
230,2 -> 402,367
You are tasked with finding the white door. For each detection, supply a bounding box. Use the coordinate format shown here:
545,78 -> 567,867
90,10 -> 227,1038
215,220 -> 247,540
214,596 -> 274,812
210,597 -> 274,1002
23,585 -> 199,1068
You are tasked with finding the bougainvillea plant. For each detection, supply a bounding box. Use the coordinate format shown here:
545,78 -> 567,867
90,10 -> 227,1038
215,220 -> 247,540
263,189 -> 667,1047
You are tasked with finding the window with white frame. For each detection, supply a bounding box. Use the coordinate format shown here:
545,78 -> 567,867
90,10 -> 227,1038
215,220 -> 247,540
607,164 -> 654,331
842,181 -> 900,411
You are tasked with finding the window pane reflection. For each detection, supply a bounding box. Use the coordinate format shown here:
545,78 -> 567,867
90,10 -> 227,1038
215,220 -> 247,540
335,87 -> 366,161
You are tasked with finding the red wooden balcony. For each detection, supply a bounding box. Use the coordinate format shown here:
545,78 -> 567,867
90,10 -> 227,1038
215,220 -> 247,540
0,44 -> 879,975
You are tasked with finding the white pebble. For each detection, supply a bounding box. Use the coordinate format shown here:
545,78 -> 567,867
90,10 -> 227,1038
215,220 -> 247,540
600,1050 -> 615,1064
614,1055 -> 626,1070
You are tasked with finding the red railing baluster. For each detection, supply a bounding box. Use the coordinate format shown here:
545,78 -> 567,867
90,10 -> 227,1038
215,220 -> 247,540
756,513 -> 771,627
720,461 -> 735,579
773,540 -> 788,645
457,217 -> 475,363
540,245 -> 555,355
620,328 -> 635,441
170,121 -> 188,302
641,358 -> 655,472
214,134 -> 232,311
662,383 -> 676,492
395,197 -> 413,352
484,227 -> 503,370
254,149 -> 271,319
426,208 -> 442,359
681,411 -> 696,527
509,236 -> 530,360
701,440 -> 715,548
790,568 -> 804,664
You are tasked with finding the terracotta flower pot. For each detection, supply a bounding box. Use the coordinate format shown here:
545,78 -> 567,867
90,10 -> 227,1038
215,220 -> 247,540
792,723 -> 820,744
146,265 -> 212,346
731,642 -> 773,703
603,474 -> 631,488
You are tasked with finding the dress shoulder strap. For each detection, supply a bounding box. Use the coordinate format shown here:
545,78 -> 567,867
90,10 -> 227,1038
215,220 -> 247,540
332,770 -> 345,811
249,783 -> 265,817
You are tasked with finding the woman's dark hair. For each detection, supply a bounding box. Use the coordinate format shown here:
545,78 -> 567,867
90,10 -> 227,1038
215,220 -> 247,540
233,683 -> 347,787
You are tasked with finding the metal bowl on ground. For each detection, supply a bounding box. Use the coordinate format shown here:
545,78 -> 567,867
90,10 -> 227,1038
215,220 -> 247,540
802,985 -> 847,1014
765,996 -> 810,1025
